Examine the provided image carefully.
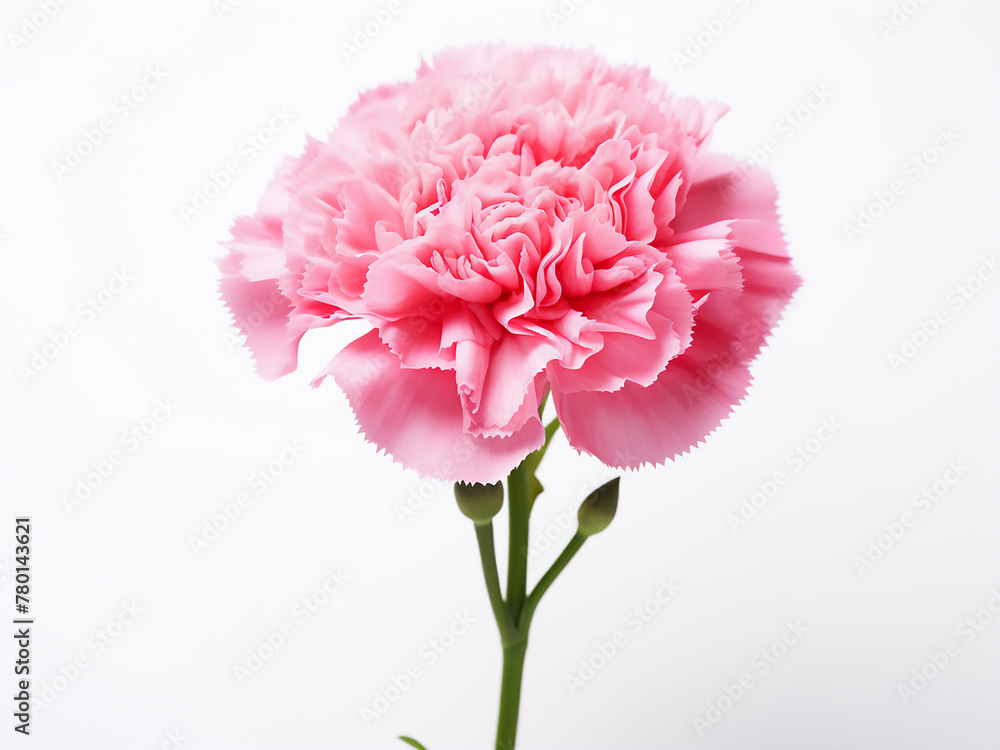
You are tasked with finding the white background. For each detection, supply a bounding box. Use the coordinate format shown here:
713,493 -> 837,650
2,1 -> 999,748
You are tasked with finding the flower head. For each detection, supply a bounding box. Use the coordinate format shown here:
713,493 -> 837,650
219,45 -> 801,482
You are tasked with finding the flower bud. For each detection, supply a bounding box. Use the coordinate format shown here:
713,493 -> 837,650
577,477 -> 619,537
455,481 -> 504,523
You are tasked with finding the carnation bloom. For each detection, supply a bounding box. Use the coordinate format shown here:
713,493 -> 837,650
219,46 -> 800,482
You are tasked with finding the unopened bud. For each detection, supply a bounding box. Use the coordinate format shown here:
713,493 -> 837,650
577,477 -> 619,537
455,481 -> 504,523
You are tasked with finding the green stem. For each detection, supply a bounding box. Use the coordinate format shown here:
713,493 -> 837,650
519,531 -> 586,632
474,521 -> 515,644
487,414 -> 575,750
505,460 -> 532,624
495,639 -> 528,750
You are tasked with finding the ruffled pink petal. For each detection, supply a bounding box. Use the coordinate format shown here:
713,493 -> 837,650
671,152 -> 801,359
219,205 -> 301,379
552,292 -> 753,467
553,152 -> 799,467
547,260 -> 694,394
318,330 -> 544,482
468,333 -> 558,435
218,274 -> 301,379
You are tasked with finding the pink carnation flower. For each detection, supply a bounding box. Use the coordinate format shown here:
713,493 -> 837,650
219,46 -> 800,482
